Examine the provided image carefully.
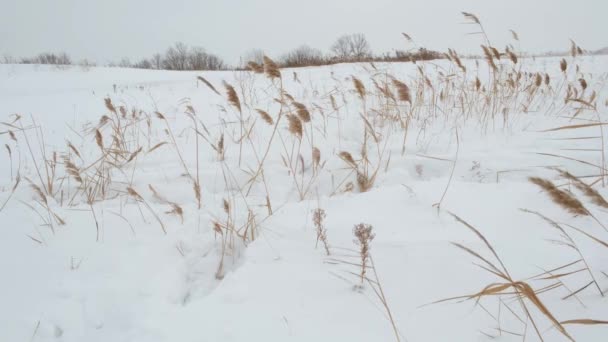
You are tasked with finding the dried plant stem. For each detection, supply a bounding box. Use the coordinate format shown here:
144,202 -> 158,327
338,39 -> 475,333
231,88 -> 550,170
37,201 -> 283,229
90,203 -> 101,242
522,209 -> 604,297
19,120 -> 48,195
246,78 -> 285,196
434,127 -> 459,209
368,256 -> 403,342
443,212 -> 576,342
0,174 -> 20,212
312,208 -> 330,255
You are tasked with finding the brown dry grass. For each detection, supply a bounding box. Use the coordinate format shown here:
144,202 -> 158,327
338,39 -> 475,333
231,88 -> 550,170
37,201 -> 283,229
438,212 -> 586,342
529,177 -> 589,216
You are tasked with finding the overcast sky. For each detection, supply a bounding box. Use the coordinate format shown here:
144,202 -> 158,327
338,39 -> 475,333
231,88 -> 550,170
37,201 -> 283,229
1,0 -> 606,65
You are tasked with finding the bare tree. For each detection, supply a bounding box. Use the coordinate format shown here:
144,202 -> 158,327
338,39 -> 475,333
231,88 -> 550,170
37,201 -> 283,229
188,47 -> 225,70
151,53 -> 162,69
118,58 -> 132,68
163,42 -> 189,70
331,34 -> 371,60
188,47 -> 208,70
204,53 -> 225,70
350,34 -> 371,58
1,54 -> 15,64
331,35 -> 351,59
133,58 -> 153,69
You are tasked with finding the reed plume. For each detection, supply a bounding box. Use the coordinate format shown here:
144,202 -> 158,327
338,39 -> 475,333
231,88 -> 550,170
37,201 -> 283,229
557,170 -> 608,209
256,109 -> 274,125
392,79 -> 411,103
352,77 -> 366,99
197,76 -> 220,95
292,101 -> 311,123
223,82 -> 241,112
529,177 -> 588,216
286,114 -> 303,138
263,56 -> 281,79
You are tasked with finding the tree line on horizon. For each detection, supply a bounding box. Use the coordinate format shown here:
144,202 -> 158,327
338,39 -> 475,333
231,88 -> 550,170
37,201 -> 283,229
0,34 -> 445,70
2,33 -> 604,71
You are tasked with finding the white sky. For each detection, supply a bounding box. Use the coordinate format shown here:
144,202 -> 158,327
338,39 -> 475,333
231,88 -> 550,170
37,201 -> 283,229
1,0 -> 606,65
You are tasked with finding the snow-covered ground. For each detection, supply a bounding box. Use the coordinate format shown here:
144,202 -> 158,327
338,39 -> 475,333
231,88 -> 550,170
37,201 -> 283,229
1,56 -> 607,341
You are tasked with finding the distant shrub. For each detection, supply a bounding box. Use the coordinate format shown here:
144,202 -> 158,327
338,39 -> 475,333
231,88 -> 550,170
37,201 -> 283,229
393,48 -> 444,62
280,45 -> 326,67
20,52 -> 72,65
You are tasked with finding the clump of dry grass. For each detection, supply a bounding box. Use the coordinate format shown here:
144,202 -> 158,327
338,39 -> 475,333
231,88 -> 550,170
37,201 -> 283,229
312,208 -> 330,255
436,212 -> 586,341
522,208 -> 605,298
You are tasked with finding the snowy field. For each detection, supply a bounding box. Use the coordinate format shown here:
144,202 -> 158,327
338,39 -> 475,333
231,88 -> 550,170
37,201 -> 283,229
1,55 -> 607,341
